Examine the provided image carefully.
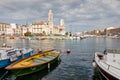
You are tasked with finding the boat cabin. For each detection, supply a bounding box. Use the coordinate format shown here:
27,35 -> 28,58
105,49 -> 120,63
0,48 -> 22,61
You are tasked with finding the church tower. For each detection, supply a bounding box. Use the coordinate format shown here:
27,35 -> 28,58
60,19 -> 64,27
48,10 -> 53,34
60,19 -> 66,35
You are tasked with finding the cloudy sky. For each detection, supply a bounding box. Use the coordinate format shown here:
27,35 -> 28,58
0,0 -> 120,32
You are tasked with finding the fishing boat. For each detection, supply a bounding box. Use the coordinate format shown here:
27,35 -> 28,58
0,43 -> 35,68
93,49 -> 120,80
5,49 -> 60,77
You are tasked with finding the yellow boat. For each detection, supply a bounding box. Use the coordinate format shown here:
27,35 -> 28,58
5,49 -> 60,77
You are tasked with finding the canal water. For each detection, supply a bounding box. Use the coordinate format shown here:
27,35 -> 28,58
0,37 -> 120,80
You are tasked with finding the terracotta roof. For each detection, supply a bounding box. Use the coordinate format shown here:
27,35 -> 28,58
32,21 -> 46,25
0,22 -> 9,24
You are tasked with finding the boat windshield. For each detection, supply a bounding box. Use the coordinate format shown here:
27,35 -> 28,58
7,51 -> 16,56
106,49 -> 120,54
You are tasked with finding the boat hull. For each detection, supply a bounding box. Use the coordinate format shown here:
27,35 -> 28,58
96,63 -> 119,80
0,59 -> 11,68
10,56 -> 59,77
93,52 -> 120,80
17,51 -> 33,60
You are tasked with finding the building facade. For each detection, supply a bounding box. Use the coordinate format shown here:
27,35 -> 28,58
29,10 -> 66,35
10,23 -> 27,36
0,22 -> 11,35
106,27 -> 120,36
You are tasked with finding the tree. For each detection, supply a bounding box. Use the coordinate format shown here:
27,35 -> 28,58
24,32 -> 32,36
69,32 -> 72,36
65,32 -> 69,36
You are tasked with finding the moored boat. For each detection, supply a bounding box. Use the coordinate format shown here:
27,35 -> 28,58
9,36 -> 14,39
5,49 -> 60,77
93,49 -> 120,80
0,43 -> 35,68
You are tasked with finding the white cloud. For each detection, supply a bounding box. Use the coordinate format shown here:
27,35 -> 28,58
0,0 -> 120,31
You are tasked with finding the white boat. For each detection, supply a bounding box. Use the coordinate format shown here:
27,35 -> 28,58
112,35 -> 120,39
93,49 -> 120,80
0,43 -> 35,68
73,36 -> 80,40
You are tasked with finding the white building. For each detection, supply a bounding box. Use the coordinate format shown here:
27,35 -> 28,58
29,22 -> 49,35
0,22 -> 11,35
22,26 -> 28,36
9,23 -> 28,36
29,10 -> 66,35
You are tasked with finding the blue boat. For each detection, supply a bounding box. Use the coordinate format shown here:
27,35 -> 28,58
0,43 -> 35,68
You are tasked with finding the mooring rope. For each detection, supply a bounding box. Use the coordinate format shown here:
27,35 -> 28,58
0,71 -> 8,80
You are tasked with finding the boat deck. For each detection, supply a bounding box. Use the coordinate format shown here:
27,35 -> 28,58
6,52 -> 59,69
106,61 -> 120,69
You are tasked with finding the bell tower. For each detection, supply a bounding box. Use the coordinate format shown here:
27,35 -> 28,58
60,19 -> 66,35
48,10 -> 53,34
60,19 -> 64,27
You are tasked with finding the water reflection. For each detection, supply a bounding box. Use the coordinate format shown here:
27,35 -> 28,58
92,67 -> 106,80
1,39 -> 66,51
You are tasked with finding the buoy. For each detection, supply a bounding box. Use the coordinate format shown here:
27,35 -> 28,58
66,49 -> 71,54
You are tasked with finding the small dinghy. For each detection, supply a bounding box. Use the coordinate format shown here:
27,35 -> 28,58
5,49 -> 60,77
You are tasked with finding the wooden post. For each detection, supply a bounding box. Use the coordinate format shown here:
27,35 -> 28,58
22,53 -> 24,59
48,63 -> 50,72
0,53 -> 1,60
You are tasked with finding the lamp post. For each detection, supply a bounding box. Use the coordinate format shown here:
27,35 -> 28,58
70,25 -> 73,37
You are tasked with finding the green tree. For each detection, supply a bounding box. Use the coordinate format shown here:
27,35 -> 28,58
65,32 -> 69,36
24,32 -> 32,36
69,32 -> 72,36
